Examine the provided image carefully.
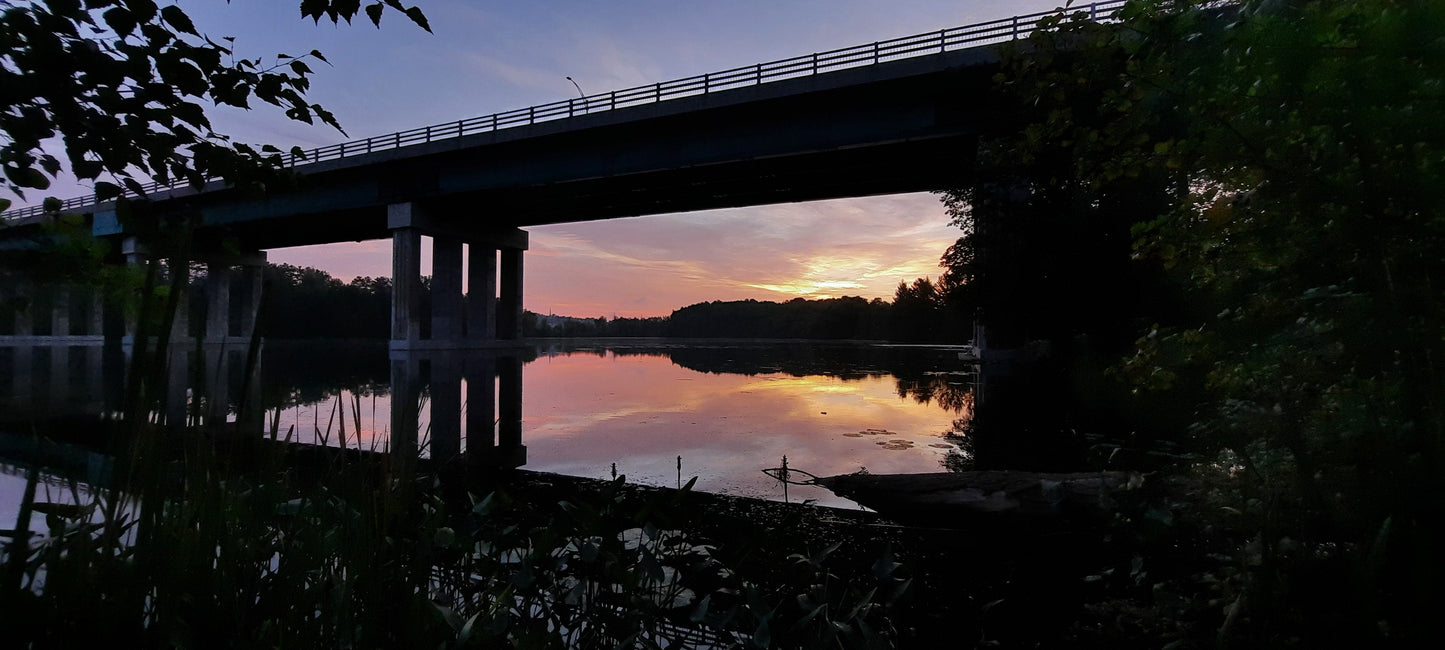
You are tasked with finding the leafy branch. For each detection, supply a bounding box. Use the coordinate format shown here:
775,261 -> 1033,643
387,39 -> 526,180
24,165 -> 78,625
0,0 -> 429,211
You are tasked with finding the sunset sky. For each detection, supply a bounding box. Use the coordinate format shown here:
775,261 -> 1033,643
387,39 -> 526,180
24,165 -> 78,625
12,0 -> 1067,317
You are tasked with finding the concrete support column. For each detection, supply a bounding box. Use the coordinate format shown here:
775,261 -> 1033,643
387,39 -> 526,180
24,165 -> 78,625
391,227 -> 422,346
89,288 -> 104,337
48,346 -> 69,407
388,201 -> 526,349
205,261 -> 232,343
12,346 -> 33,402
498,248 -> 524,340
52,287 -> 70,337
430,355 -> 462,462
122,236 -> 145,266
14,288 -> 32,337
497,354 -> 524,465
239,259 -> 264,342
85,344 -> 104,410
169,263 -> 190,342
121,236 -> 145,342
464,353 -> 497,453
466,246 -> 498,341
432,236 -> 464,342
388,353 -> 423,458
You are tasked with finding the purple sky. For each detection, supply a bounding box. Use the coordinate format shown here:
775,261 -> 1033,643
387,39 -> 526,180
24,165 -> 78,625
9,0 -> 1068,317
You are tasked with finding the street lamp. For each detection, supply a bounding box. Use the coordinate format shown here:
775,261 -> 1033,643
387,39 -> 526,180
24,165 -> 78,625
566,76 -> 585,115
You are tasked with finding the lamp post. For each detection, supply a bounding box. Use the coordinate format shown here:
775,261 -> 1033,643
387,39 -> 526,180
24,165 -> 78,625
566,76 -> 585,115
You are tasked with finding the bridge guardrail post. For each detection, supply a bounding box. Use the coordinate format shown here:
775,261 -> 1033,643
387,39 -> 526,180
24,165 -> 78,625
1012,16 -> 1019,38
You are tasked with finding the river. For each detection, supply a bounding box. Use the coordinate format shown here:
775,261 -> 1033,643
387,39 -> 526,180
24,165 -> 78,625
1,339 -> 977,519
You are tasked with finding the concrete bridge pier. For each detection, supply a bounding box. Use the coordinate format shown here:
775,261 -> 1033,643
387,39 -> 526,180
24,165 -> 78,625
388,203 -> 529,351
2,282 -> 106,345
51,287 -> 69,339
119,238 -> 265,349
12,287 -> 33,340
191,251 -> 267,348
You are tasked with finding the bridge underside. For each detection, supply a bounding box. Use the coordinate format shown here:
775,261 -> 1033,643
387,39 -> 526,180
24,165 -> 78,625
134,46 -> 1001,248
8,45 -> 1008,350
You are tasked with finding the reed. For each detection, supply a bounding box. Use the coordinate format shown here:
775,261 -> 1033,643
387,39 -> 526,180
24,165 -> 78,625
1,266 -> 909,647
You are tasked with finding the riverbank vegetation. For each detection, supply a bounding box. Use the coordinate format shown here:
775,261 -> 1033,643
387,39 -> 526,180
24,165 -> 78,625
4,0 -> 1441,647
945,0 -> 1445,645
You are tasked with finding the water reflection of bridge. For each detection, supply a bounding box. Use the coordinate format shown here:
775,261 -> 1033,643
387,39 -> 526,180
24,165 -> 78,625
389,348 -> 533,468
0,340 -> 533,471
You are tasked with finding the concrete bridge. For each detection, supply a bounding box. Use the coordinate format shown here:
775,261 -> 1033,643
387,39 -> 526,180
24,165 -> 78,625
0,1 -> 1125,353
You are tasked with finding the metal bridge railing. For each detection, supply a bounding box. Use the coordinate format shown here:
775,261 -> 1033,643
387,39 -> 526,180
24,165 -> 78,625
0,0 -> 1126,221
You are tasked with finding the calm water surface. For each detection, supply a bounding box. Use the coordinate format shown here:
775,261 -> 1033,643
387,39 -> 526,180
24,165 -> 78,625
2,340 -> 976,513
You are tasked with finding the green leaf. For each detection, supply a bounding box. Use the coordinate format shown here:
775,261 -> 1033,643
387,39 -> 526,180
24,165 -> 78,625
290,60 -> 313,76
94,181 -> 123,201
11,166 -> 51,190
160,5 -> 197,36
0,198 -> 10,212
870,549 -> 900,580
751,619 -> 771,649
44,0 -> 84,17
404,6 -> 431,33
364,2 -> 383,27
299,0 -> 328,22
102,7 -> 137,38
309,49 -> 329,64
125,0 -> 157,24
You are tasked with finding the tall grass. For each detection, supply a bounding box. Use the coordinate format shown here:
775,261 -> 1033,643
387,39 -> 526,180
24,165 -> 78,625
1,255 -> 909,648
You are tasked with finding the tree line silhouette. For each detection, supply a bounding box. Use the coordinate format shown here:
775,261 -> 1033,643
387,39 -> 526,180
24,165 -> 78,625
256,262 -> 972,342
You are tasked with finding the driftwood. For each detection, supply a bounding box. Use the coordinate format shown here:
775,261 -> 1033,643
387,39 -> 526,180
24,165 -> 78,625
814,470 -> 1143,526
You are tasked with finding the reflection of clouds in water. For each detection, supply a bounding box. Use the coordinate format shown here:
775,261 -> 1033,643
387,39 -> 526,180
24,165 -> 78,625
519,351 -> 962,508
256,345 -> 974,508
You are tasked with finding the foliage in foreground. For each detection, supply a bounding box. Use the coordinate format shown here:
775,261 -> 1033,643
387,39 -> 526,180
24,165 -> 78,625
0,434 -> 907,648
943,0 -> 1445,645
